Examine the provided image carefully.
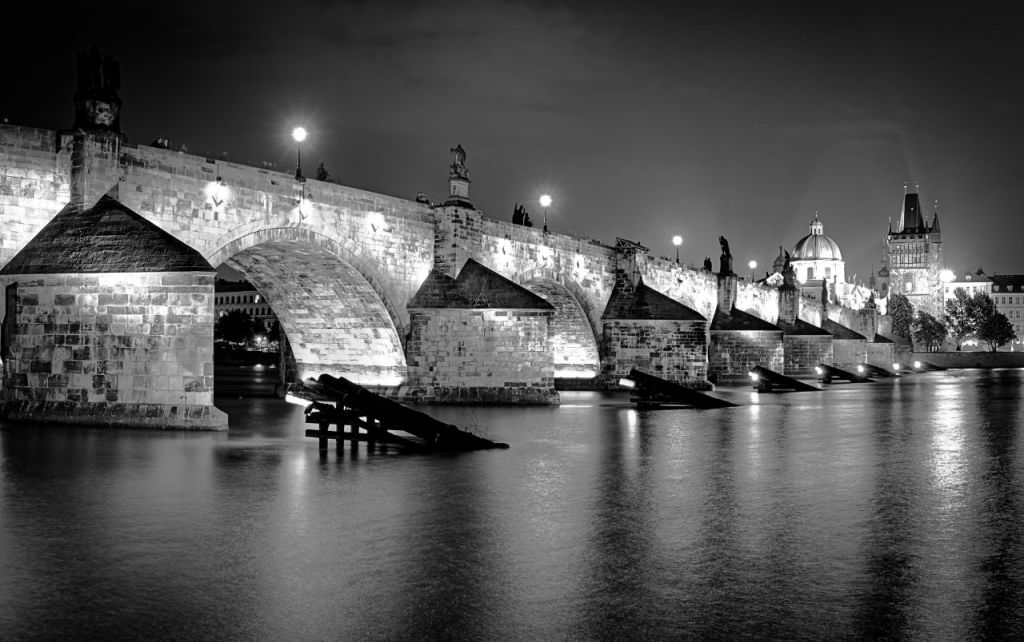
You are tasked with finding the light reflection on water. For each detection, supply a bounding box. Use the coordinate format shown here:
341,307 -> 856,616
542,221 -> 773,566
1,369 -> 1023,639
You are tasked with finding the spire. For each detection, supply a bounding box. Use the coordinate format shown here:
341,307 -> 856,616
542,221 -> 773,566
930,210 -> 941,233
898,186 -> 923,232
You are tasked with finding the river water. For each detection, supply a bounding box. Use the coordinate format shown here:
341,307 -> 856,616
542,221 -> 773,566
1,369 -> 1023,640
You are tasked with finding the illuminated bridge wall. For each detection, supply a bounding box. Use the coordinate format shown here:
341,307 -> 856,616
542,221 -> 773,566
0,125 -> 883,423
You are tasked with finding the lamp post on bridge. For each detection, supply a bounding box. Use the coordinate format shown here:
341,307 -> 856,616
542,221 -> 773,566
539,194 -> 552,233
748,259 -> 757,281
292,126 -> 307,182
673,235 -> 683,265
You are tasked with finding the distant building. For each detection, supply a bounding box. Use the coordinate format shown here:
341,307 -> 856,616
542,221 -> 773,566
943,268 -> 992,301
791,214 -> 845,287
777,214 -> 872,310
989,275 -> 1024,346
878,186 -> 944,315
214,279 -> 277,333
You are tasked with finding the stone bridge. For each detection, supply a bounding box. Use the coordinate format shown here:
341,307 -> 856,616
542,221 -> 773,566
0,123 -> 886,429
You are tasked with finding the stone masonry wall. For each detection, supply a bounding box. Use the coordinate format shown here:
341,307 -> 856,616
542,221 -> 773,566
0,127 -> 70,260
867,342 -> 895,368
644,258 -> 720,320
0,271 -> 227,429
0,125 -> 435,335
405,308 -> 556,404
832,339 -> 867,370
783,335 -> 833,376
433,205 -> 481,278
478,219 -> 615,334
708,330 -> 785,386
600,319 -> 708,383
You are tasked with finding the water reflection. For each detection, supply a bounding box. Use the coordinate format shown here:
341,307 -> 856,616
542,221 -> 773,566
1,373 -> 1024,638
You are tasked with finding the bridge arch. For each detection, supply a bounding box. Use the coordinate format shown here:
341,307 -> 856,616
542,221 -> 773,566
517,268 -> 601,379
207,227 -> 407,386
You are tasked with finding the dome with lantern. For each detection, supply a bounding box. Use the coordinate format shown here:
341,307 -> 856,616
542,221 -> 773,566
790,214 -> 846,284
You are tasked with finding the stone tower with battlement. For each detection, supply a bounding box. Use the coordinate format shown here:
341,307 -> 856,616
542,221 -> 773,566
878,185 -> 944,316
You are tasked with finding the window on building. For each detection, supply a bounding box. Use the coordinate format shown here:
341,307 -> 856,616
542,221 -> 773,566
824,266 -> 831,278
807,267 -> 815,280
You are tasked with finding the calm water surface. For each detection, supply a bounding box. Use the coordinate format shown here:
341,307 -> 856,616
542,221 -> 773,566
2,369 -> 1023,639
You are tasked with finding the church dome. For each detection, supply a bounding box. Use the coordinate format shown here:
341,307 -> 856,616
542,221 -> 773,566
792,214 -> 843,261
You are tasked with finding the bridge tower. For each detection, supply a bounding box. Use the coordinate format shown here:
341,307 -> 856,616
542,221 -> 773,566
878,184 -> 944,316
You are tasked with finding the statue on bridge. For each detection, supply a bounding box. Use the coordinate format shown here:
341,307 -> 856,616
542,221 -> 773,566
512,203 -> 526,225
718,236 -> 733,275
703,257 -> 713,272
449,144 -> 469,181
782,251 -> 796,288
73,46 -> 122,133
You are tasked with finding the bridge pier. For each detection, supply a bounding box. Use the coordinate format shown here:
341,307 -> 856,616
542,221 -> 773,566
600,239 -> 709,385
0,194 -> 228,429
405,259 -> 558,404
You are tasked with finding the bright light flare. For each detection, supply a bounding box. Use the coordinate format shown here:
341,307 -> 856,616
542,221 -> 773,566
285,393 -> 312,407
814,366 -> 823,375
292,126 -> 308,142
893,363 -> 901,371
857,365 -> 865,374
914,360 -> 922,369
748,260 -> 757,270
940,269 -> 955,283
204,180 -> 229,204
749,372 -> 760,381
672,235 -> 683,247
539,194 -> 552,208
618,378 -> 636,389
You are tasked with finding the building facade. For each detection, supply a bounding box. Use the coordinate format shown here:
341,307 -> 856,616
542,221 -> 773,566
214,280 -> 278,333
989,275 -> 1024,347
878,187 -> 944,316
943,268 -> 992,302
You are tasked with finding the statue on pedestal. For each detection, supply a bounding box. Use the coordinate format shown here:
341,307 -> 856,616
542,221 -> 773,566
73,46 -> 122,133
718,236 -> 733,275
449,144 -> 469,181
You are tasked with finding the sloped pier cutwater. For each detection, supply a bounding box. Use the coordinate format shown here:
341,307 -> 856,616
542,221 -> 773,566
749,365 -> 821,393
815,363 -> 874,384
623,368 -> 736,409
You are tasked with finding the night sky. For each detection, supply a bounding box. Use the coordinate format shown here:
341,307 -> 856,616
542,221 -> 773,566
4,1 -> 1023,281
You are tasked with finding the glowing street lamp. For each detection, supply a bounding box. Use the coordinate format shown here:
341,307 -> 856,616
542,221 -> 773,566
292,126 -> 308,182
672,235 -> 683,264
748,259 -> 757,281
539,194 -> 552,233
